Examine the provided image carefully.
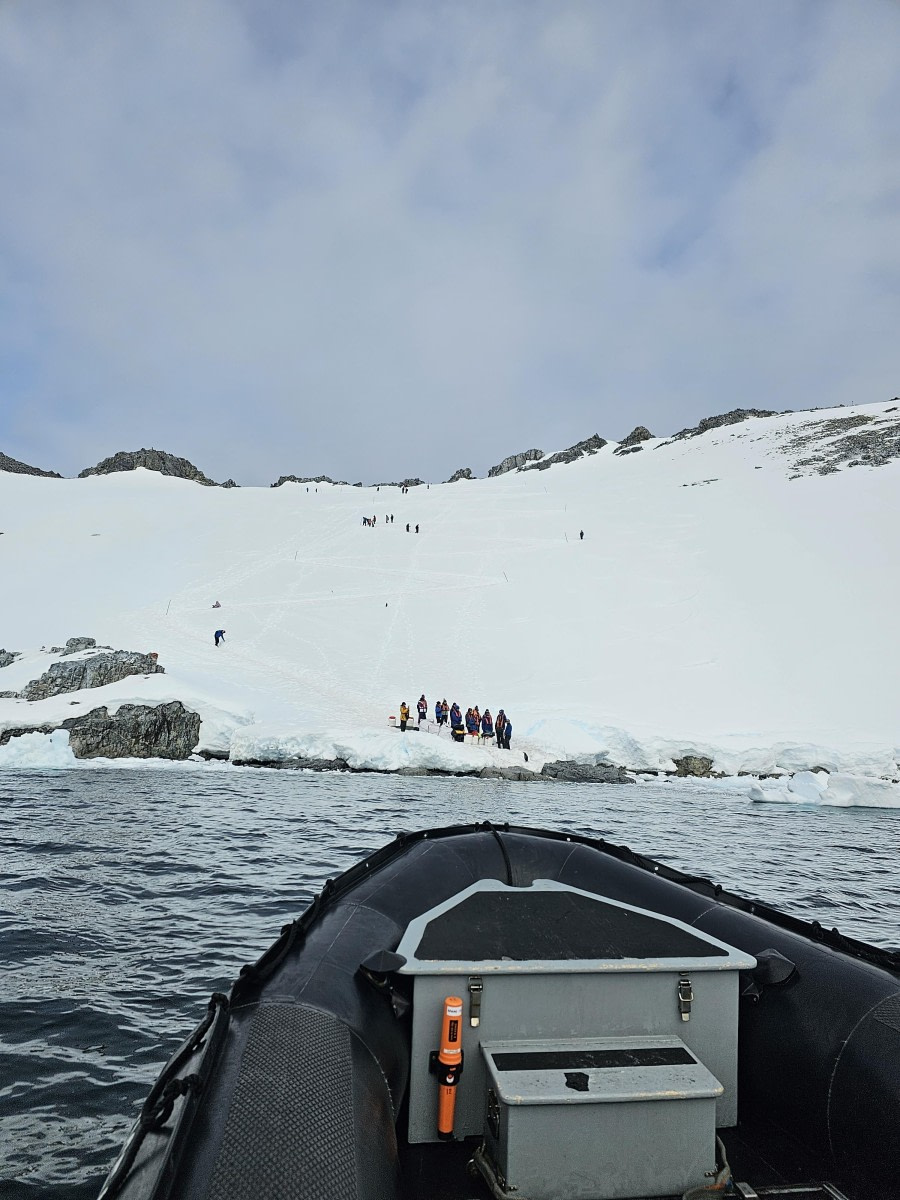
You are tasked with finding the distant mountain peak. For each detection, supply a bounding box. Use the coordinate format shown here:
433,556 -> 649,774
78,448 -> 220,486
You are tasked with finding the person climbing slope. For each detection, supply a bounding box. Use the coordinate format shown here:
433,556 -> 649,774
214,629 -> 226,647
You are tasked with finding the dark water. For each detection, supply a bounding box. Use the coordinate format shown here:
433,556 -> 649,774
1,767 -> 898,1198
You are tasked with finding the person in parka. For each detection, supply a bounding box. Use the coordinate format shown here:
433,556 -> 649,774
481,709 -> 494,739
417,695 -> 427,724
495,709 -> 506,748
399,702 -> 410,732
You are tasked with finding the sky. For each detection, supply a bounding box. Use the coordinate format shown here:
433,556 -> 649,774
1,0 -> 899,487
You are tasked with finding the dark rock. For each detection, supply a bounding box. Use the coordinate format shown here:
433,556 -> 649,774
522,435 -> 607,472
619,426 -> 654,447
60,637 -> 97,656
0,451 -> 62,478
479,765 -> 537,781
0,650 -> 20,669
672,755 -> 714,778
670,409 -> 777,442
488,448 -> 544,477
221,478 -> 240,488
61,701 -> 199,759
270,474 -> 347,488
19,651 -> 164,701
78,449 -> 220,486
540,760 -> 635,784
232,754 -> 351,771
446,468 -> 473,483
0,723 -> 57,746
613,444 -> 644,456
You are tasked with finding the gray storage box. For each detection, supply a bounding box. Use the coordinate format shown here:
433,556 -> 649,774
396,879 -> 755,1142
477,1035 -> 722,1200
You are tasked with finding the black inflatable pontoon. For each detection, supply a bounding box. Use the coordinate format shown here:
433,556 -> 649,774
98,823 -> 900,1200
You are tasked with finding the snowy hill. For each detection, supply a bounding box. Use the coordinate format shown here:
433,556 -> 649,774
1,400 -> 899,786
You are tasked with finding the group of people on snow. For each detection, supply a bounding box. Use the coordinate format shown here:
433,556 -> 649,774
398,694 -> 512,749
361,514 -> 422,533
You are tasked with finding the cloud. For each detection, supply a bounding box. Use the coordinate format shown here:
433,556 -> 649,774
0,0 -> 898,484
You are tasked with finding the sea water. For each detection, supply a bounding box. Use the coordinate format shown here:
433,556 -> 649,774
1,767 -> 898,1199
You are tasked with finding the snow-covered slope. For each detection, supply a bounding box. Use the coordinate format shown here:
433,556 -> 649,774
1,401 -> 898,779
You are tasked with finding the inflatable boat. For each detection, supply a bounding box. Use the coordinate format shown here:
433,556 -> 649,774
98,822 -> 900,1200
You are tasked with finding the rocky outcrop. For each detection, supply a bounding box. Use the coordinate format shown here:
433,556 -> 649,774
0,701 -> 199,758
0,650 -> 20,669
78,449 -> 220,486
271,474 -> 347,488
488,449 -> 544,477
614,426 -> 654,455
18,651 -> 164,701
62,701 -> 199,759
0,451 -> 62,478
670,409 -> 777,442
672,755 -> 714,778
221,478 -> 239,488
540,760 -> 634,783
522,435 -> 607,472
60,636 -> 97,656
781,408 -> 900,477
445,468 -> 473,482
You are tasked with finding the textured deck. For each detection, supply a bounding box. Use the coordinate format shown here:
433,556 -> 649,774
415,889 -> 727,960
205,1004 -> 358,1200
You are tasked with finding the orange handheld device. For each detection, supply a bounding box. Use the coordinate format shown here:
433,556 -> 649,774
435,995 -> 464,1139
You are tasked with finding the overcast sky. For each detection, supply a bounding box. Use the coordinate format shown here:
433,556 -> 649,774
1,0 -> 898,486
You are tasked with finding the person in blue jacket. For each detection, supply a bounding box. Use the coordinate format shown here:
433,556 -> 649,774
214,629 -> 226,647
434,699 -> 443,725
501,714 -> 512,750
481,709 -> 494,739
465,708 -> 478,736
449,702 -> 464,743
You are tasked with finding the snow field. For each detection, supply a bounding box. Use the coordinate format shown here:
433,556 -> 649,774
1,400 -> 899,804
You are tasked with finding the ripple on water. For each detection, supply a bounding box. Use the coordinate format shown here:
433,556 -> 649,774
1,766 -> 898,1196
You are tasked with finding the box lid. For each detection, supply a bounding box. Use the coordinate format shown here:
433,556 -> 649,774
395,879 -> 756,975
481,1036 -> 724,1105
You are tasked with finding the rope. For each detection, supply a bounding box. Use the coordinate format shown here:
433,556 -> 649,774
98,992 -> 228,1198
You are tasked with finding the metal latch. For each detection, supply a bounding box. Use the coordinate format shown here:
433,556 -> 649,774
468,976 -> 483,1026
678,975 -> 693,1021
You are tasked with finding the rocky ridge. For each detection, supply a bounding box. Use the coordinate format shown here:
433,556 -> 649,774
0,451 -> 61,478
78,448 -> 220,486
488,448 -> 545,477
522,434 -> 607,471
665,408 -> 779,443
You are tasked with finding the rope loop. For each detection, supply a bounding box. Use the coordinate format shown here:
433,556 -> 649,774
141,1074 -> 201,1131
